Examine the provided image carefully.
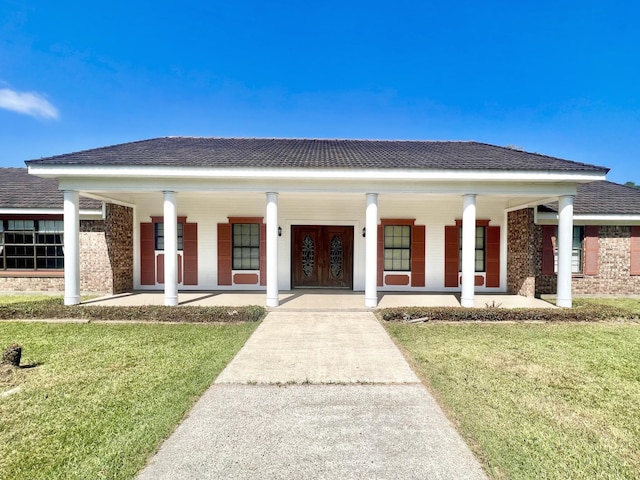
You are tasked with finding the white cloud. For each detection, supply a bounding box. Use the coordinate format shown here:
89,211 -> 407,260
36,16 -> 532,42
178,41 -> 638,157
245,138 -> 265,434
0,88 -> 59,119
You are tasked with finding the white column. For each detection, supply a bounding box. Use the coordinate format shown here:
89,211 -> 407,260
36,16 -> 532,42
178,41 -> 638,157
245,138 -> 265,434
365,193 -> 378,308
460,194 -> 476,308
266,192 -> 279,307
63,190 -> 80,305
556,195 -> 574,308
163,191 -> 178,306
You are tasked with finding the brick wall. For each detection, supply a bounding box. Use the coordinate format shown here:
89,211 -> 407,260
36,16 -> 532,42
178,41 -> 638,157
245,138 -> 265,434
0,204 -> 133,295
506,209 -> 537,297
0,275 -> 64,292
508,208 -> 640,296
105,204 -> 133,293
79,219 -> 111,292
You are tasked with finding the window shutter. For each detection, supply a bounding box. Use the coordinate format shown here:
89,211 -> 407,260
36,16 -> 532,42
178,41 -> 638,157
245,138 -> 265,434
140,222 -> 155,285
156,254 -> 164,284
542,225 -> 556,275
631,226 -> 640,275
411,225 -> 426,287
584,226 -> 599,275
217,223 -> 232,285
486,225 -> 500,287
259,223 -> 267,286
183,223 -> 198,285
444,226 -> 459,287
377,225 -> 384,286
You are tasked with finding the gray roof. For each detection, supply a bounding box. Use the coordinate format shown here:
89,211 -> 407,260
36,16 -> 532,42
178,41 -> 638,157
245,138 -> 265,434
26,137 -> 609,173
540,181 -> 640,215
0,168 -> 101,210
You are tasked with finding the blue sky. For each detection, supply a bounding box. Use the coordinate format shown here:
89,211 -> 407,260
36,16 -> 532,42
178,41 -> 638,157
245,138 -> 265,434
1,0 -> 638,183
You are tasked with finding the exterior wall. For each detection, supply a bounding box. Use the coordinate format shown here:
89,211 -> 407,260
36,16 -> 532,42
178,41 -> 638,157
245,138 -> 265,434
105,204 -> 133,293
133,192 -> 508,292
79,219 -> 111,292
0,275 -> 64,292
507,208 -> 537,297
533,222 -> 640,296
79,204 -> 133,294
0,204 -> 133,295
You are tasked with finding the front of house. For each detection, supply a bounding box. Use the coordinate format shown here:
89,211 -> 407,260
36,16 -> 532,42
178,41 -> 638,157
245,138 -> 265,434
6,137 -> 638,307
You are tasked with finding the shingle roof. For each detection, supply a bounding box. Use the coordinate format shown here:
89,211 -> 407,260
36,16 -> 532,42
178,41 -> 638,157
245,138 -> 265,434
0,168 -> 102,209
539,181 -> 640,215
26,137 -> 609,173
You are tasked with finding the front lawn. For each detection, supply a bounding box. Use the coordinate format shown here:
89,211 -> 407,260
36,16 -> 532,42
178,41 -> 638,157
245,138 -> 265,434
572,296 -> 640,315
0,321 -> 258,479
385,322 -> 640,479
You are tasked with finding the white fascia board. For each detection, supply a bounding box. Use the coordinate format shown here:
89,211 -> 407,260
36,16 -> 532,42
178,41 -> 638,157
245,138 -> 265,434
0,208 -> 103,219
28,164 -> 607,183
537,212 -> 640,225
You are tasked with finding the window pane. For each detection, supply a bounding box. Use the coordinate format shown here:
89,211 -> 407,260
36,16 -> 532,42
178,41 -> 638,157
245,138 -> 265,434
232,223 -> 260,270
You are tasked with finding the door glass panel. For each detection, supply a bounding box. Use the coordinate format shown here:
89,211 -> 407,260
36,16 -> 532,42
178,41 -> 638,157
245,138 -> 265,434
330,235 -> 342,278
302,234 -> 314,277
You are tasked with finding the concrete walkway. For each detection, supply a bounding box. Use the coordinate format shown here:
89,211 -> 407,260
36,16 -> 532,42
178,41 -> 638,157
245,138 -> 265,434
137,312 -> 488,480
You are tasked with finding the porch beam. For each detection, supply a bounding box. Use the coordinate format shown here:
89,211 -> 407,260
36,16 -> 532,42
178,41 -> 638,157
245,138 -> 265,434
556,195 -> 574,308
460,194 -> 476,308
365,193 -> 378,308
163,191 -> 179,306
266,192 -> 279,307
63,190 -> 80,305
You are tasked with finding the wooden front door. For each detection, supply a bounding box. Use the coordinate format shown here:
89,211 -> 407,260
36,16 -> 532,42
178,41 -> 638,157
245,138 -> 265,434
291,226 -> 354,288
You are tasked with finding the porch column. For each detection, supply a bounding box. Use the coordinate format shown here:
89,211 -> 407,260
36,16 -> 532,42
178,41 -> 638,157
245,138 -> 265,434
266,192 -> 279,307
163,191 -> 178,306
63,190 -> 80,305
365,193 -> 378,308
556,195 -> 574,308
460,194 -> 476,308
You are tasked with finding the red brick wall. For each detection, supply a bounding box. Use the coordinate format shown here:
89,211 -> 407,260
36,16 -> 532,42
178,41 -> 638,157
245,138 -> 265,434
0,204 -> 133,295
507,209 -> 537,297
509,208 -> 640,296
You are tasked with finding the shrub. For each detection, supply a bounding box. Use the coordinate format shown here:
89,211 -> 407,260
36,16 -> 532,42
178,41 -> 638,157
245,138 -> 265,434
380,304 -> 638,323
0,302 -> 266,323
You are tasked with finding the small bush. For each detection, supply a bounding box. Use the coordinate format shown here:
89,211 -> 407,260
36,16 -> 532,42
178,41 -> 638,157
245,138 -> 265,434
380,304 -> 638,323
0,301 -> 266,323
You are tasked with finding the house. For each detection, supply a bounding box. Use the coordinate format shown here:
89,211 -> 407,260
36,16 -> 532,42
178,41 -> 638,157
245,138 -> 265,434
6,137 -> 638,307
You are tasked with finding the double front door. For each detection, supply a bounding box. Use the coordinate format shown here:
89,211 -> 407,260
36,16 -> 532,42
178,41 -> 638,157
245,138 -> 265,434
291,225 -> 354,288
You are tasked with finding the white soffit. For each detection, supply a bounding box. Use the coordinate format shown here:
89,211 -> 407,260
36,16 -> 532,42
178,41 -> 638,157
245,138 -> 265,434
28,164 -> 607,183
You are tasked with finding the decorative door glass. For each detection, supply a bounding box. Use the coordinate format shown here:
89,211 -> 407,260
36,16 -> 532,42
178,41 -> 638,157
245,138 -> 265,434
302,234 -> 315,277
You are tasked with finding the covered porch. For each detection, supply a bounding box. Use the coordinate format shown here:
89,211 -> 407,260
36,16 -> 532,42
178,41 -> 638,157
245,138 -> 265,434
82,290 -> 555,310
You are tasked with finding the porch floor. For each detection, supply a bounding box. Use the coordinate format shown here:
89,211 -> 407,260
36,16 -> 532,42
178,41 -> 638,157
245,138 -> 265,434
83,290 -> 555,310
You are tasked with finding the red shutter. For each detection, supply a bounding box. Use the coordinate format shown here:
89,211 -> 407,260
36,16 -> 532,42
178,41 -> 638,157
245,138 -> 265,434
140,222 -> 156,285
217,223 -> 232,286
259,223 -> 267,286
444,226 -> 459,287
631,226 -> 640,275
542,226 -> 556,275
584,226 -> 599,275
156,254 -> 164,284
377,225 -> 384,286
183,223 -> 198,285
486,226 -> 500,287
411,225 -> 426,287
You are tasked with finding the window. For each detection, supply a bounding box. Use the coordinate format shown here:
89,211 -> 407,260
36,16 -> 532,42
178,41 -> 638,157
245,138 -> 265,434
554,226 -> 585,273
458,226 -> 486,272
0,219 -> 64,270
233,223 -> 260,270
384,225 -> 411,271
154,223 -> 184,251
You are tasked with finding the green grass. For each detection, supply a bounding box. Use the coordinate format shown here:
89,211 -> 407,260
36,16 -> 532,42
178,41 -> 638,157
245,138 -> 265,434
572,297 -> 640,315
0,321 -> 258,479
385,322 -> 640,479
0,294 -> 63,305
